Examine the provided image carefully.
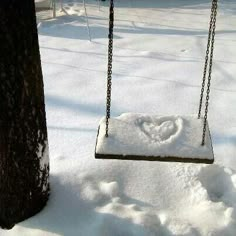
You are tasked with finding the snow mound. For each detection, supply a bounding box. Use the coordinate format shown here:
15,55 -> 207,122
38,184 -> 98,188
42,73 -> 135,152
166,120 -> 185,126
3,163 -> 236,236
182,165 -> 236,236
80,176 -> 120,203
81,165 -> 236,236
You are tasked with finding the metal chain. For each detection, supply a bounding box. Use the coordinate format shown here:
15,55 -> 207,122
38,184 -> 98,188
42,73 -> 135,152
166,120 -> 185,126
201,0 -> 218,145
105,0 -> 114,137
198,1 -> 216,119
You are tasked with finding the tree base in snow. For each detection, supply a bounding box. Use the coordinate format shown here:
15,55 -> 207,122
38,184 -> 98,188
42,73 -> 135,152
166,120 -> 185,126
0,188 -> 49,230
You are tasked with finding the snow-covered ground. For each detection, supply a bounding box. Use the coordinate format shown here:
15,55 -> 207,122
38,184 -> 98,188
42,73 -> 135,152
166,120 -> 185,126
2,0 -> 236,235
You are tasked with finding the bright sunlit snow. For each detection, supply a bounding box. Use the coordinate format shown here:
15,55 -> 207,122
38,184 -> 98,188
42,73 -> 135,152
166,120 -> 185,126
1,0 -> 236,235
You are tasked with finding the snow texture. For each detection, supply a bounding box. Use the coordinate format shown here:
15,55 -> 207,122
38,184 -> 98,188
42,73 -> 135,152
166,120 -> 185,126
37,141 -> 49,190
1,0 -> 236,235
96,113 -> 214,160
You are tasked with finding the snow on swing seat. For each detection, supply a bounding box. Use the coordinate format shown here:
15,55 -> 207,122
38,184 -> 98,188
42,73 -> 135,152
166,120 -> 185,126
95,113 -> 214,164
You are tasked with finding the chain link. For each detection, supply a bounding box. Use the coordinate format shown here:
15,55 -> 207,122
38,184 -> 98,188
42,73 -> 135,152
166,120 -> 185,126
105,0 -> 114,137
198,2 -> 215,119
201,0 -> 218,145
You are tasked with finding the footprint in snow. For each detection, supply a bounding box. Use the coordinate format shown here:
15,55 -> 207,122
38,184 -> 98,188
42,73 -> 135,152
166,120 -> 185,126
80,176 -> 120,204
198,164 -> 236,208
62,4 -> 83,15
80,177 -> 168,234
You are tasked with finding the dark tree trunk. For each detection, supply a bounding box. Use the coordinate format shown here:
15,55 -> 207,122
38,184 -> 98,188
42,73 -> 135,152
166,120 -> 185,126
0,0 -> 49,229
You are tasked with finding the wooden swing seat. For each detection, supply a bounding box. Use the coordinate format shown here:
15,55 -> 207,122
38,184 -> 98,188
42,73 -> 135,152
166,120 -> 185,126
95,113 -> 214,164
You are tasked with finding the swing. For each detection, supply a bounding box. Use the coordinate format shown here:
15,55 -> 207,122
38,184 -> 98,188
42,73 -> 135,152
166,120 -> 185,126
95,0 -> 218,164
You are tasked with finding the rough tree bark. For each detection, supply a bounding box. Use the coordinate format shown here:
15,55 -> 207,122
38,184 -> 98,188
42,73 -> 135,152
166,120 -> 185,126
0,0 -> 50,229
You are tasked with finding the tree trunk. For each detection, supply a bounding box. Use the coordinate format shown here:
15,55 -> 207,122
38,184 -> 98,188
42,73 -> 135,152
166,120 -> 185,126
0,0 -> 50,229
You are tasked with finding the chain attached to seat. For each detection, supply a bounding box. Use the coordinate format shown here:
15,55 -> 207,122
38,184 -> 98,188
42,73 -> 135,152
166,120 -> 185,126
198,0 -> 218,145
105,0 -> 114,137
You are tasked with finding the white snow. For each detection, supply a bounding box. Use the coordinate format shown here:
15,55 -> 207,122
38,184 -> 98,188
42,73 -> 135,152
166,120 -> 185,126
96,113 -> 214,160
37,141 -> 49,190
1,0 -> 236,235
37,141 -> 49,169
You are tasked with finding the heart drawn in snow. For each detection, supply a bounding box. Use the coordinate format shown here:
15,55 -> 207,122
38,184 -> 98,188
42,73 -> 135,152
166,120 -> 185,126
138,118 -> 180,143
